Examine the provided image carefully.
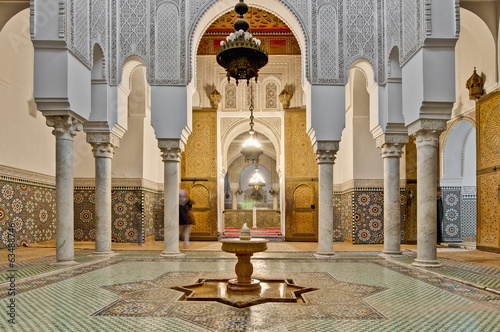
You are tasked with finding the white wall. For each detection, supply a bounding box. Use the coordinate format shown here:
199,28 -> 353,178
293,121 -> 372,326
0,9 -> 55,176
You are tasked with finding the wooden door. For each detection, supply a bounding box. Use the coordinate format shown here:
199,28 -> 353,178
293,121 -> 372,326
187,183 -> 218,240
476,91 -> 500,252
286,183 -> 318,241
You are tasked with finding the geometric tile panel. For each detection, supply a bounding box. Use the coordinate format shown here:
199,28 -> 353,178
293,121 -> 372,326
0,180 -> 56,247
351,191 -> 407,244
74,189 -> 152,243
461,195 -> 477,238
441,187 -> 462,242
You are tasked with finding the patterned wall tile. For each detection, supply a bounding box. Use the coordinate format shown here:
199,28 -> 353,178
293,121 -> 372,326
332,194 -> 343,241
352,191 -> 385,244
0,181 -> 56,247
461,195 -> 477,238
441,187 -> 462,242
74,189 -> 145,243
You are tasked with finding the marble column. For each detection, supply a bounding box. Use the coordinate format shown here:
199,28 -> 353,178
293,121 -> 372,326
159,139 -> 183,257
376,134 -> 408,257
46,115 -> 82,265
87,133 -> 120,256
314,141 -> 339,257
271,184 -> 279,210
230,183 -> 239,210
409,120 -> 447,267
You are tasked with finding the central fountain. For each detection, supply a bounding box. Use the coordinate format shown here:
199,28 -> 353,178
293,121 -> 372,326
171,223 -> 317,308
220,223 -> 268,292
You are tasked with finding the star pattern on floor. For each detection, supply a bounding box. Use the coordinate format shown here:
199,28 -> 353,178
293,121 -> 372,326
93,271 -> 388,331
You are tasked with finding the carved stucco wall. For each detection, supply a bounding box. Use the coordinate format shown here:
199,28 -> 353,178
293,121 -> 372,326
476,92 -> 500,250
196,55 -> 303,110
179,110 -> 218,239
31,0 -> 444,85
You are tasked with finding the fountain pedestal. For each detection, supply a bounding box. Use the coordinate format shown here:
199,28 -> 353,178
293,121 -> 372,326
220,224 -> 268,292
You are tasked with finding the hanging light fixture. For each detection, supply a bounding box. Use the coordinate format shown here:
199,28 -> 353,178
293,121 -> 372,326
249,166 -> 265,199
216,0 -> 268,85
240,83 -> 263,164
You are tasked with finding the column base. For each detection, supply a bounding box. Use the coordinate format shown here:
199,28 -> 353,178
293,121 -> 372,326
314,252 -> 336,258
93,251 -> 116,257
160,252 -> 184,258
379,251 -> 403,258
53,260 -> 78,266
412,259 -> 442,268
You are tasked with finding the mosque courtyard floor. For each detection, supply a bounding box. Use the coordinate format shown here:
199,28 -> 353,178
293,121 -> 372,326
1,240 -> 499,331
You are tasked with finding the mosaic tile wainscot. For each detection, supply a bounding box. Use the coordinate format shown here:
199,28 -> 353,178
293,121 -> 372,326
351,190 -> 407,244
74,188 -> 158,243
0,180 -> 56,247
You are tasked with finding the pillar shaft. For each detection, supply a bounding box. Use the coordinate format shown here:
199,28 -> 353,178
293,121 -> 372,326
315,141 -> 338,256
272,193 -> 278,210
46,115 -> 82,264
380,142 -> 406,256
414,130 -> 440,266
159,139 -> 182,256
231,190 -> 238,210
409,120 -> 447,267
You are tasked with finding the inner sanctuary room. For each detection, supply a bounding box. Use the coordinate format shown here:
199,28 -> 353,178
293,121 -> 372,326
1,0 -> 499,331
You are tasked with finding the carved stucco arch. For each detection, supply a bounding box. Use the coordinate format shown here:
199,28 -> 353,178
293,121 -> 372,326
189,0 -> 309,86
117,56 -> 149,130
346,59 -> 377,118
441,119 -> 476,184
221,117 -> 281,174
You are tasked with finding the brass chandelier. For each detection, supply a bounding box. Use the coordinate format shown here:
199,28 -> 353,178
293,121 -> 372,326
216,0 -> 269,85
240,84 -> 263,164
249,166 -> 266,199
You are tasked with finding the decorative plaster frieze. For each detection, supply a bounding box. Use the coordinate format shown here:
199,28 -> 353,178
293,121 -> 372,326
0,165 -> 55,187
375,133 -> 409,149
314,140 -> 339,153
424,0 -> 431,36
86,132 -> 121,148
462,186 -> 476,196
407,119 -> 448,136
45,115 -> 83,140
158,139 -> 182,163
74,178 -> 164,191
454,0 -> 460,38
59,1 -> 66,38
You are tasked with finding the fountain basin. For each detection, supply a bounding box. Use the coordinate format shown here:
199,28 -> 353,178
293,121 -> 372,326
172,278 -> 317,308
220,237 -> 268,292
220,238 -> 268,254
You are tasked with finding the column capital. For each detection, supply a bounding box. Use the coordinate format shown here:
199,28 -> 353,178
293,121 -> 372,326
158,139 -> 182,163
315,140 -> 339,165
380,143 -> 405,159
46,115 -> 83,140
86,132 -> 121,158
375,133 -> 409,149
407,119 -> 447,136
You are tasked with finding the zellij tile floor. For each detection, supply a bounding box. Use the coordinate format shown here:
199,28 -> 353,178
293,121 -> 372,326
1,242 -> 499,331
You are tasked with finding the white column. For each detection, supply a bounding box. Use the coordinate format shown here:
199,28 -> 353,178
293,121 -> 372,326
376,134 -> 408,256
87,133 -> 120,256
46,115 -> 82,265
159,139 -> 183,257
315,141 -> 338,257
229,183 -> 239,210
272,184 -> 279,210
409,120 -> 447,267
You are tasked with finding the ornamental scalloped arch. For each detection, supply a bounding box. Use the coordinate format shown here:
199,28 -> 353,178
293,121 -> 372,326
188,0 -> 310,86
221,117 -> 281,174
